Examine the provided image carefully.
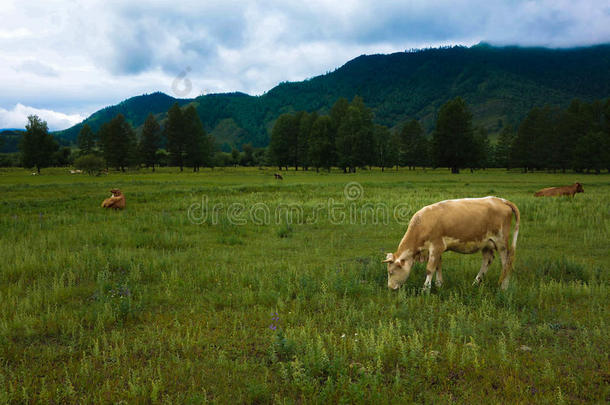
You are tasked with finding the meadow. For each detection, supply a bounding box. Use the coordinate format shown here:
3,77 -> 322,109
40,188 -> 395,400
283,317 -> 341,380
0,166 -> 608,403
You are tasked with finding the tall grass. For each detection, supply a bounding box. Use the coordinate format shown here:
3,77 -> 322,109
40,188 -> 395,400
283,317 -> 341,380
0,167 -> 608,403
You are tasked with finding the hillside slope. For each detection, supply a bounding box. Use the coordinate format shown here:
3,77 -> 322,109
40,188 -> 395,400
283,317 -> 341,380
55,43 -> 610,150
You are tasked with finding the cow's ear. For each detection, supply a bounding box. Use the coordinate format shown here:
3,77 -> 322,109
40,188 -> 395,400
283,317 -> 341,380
382,253 -> 394,263
398,259 -> 406,267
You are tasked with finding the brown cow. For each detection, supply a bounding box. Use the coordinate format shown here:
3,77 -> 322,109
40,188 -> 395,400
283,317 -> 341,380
274,173 -> 284,180
534,183 -> 584,197
383,197 -> 520,291
101,189 -> 126,209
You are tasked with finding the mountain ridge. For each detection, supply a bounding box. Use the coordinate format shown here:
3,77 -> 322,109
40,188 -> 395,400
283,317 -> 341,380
54,43 -> 610,150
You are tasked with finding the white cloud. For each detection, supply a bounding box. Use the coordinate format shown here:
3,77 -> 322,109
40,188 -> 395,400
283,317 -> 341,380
0,0 -> 608,126
0,104 -> 85,131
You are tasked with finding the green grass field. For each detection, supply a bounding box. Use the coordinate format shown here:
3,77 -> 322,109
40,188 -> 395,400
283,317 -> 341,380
0,167 -> 608,403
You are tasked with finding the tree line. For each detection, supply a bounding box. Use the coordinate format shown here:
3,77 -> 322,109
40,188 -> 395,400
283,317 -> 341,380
269,96 -> 492,173
13,96 -> 610,174
506,99 -> 610,173
17,103 -> 255,173
269,96 -> 609,174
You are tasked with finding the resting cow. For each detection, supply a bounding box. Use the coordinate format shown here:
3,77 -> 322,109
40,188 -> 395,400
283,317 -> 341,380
534,183 -> 583,197
101,189 -> 126,210
383,196 -> 520,291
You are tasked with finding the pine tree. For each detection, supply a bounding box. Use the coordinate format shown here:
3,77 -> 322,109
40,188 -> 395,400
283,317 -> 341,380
308,115 -> 334,172
374,124 -> 393,171
511,106 -> 556,172
494,126 -> 514,169
336,96 -> 374,172
231,148 -> 240,167
98,114 -> 137,171
398,119 -> 427,169
19,115 -> 58,173
298,111 -> 317,170
269,113 -> 295,170
240,143 -> 254,166
183,105 -> 211,172
139,113 -> 161,171
165,103 -> 186,171
432,97 -> 474,173
471,127 -> 492,170
77,124 -> 96,155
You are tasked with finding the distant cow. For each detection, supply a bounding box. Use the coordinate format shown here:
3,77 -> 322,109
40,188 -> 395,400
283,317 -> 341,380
383,196 -> 520,291
274,173 -> 283,180
534,183 -> 584,197
101,189 -> 126,210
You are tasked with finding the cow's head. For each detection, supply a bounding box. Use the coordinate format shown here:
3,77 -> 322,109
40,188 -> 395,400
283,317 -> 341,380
382,252 -> 414,290
575,183 -> 584,193
110,189 -> 122,197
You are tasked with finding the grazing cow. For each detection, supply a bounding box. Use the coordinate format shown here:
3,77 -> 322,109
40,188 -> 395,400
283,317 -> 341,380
534,183 -> 584,197
101,189 -> 126,210
383,196 -> 520,291
274,173 -> 284,180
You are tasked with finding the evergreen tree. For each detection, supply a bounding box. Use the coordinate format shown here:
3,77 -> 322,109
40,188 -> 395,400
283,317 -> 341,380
432,97 -> 474,173
573,131 -> 607,174
511,106 -> 556,172
19,115 -> 58,173
165,103 -> 186,171
98,114 -> 137,171
269,113 -> 294,170
494,126 -> 515,169
308,115 -> 334,172
471,127 -> 492,170
398,119 -> 427,169
336,96 -> 374,172
374,124 -> 394,171
183,105 -> 211,172
298,111 -> 317,170
240,143 -> 254,166
231,148 -> 240,167
330,97 -> 349,135
77,124 -> 96,155
139,113 -> 161,171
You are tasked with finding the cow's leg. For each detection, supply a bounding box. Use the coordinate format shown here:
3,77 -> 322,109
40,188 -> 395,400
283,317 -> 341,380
423,248 -> 441,293
473,248 -> 494,285
498,242 -> 512,290
435,256 -> 443,288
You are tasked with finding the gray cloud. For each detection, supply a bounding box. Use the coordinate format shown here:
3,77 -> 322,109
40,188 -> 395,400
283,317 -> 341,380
0,0 -> 608,130
15,60 -> 59,77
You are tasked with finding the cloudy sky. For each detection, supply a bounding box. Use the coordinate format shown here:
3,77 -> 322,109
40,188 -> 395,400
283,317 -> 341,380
1,0 -> 608,130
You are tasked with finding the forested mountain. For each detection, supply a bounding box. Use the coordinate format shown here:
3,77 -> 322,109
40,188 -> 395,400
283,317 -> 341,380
54,43 -> 610,150
0,130 -> 24,153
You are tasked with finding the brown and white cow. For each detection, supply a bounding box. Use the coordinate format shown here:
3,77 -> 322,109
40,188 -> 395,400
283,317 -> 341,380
101,189 -> 126,210
534,183 -> 584,197
383,197 -> 520,291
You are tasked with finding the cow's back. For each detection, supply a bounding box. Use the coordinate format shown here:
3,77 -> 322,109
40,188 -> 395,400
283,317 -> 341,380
413,197 -> 511,243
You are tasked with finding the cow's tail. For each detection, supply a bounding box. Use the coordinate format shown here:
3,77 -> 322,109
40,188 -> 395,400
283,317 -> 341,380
499,199 -> 520,288
504,200 -> 520,251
